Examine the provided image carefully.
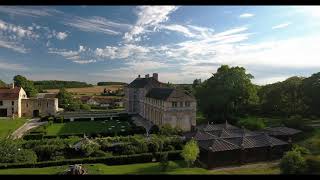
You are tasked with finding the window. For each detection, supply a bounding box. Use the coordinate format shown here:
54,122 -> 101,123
12,108 -> 14,113
172,102 -> 177,108
47,102 -> 49,108
185,101 -> 190,107
12,101 -> 14,106
0,101 -> 3,106
180,102 -> 183,107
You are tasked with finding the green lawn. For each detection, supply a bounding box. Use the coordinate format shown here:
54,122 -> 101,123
45,120 -> 131,136
0,161 -> 280,175
0,118 -> 28,138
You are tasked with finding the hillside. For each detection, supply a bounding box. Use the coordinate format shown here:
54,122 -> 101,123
45,85 -> 124,96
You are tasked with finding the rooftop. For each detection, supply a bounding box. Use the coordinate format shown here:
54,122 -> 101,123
0,87 -> 22,100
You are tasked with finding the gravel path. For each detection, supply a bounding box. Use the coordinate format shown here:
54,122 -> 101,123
10,118 -> 46,140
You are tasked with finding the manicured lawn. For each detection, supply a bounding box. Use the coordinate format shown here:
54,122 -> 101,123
45,120 -> 131,136
0,118 -> 28,138
0,161 -> 280,175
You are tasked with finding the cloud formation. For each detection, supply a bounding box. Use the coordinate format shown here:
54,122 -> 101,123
239,13 -> 254,18
272,22 -> 291,29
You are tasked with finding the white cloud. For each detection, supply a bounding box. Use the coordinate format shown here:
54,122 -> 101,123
95,44 -> 150,59
64,16 -> 131,35
56,32 -> 68,40
123,6 -> 178,42
160,24 -> 195,37
0,19 -> 38,39
0,39 -> 28,53
272,22 -> 291,29
239,13 -> 254,18
0,60 -> 28,71
0,6 -> 60,18
73,59 -> 96,64
48,46 -> 96,64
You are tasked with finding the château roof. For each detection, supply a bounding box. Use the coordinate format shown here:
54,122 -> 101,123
0,87 -> 22,100
128,77 -> 161,88
145,87 -> 175,100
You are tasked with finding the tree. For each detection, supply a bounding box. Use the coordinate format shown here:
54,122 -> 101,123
237,117 -> 265,130
302,72 -> 320,116
258,76 -> 307,117
195,65 -> 258,123
13,75 -> 38,97
280,150 -> 307,174
0,139 -> 37,163
57,88 -> 81,111
159,152 -> 169,172
0,79 -> 6,87
181,139 -> 200,167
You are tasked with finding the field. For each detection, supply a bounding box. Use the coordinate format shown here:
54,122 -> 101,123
0,118 -> 28,138
43,120 -> 131,136
0,161 -> 280,175
45,85 -> 124,96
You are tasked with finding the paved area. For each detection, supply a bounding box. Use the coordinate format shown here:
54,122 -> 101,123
10,118 -> 47,139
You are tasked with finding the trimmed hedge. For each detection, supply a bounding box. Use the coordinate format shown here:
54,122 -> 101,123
0,151 -> 182,169
0,152 -> 158,169
306,155 -> 320,174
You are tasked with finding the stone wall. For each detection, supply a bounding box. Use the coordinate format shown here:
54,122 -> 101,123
21,98 -> 58,117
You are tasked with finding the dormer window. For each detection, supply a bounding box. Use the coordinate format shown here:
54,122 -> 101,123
12,101 -> 14,106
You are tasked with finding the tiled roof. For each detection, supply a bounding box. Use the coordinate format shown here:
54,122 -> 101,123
145,88 -> 174,100
262,127 -> 302,136
128,77 -> 161,88
0,87 -> 21,100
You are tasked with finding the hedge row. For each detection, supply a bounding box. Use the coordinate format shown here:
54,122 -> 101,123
0,150 -> 182,169
305,155 -> 320,174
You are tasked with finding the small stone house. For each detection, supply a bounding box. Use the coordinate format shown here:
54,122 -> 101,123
0,85 -> 58,118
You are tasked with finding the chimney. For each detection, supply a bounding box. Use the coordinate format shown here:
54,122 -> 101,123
145,74 -> 149,78
152,73 -> 158,81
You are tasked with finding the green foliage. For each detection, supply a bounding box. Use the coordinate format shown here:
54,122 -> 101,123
13,75 -> 38,97
0,139 -> 37,163
80,104 -> 91,111
280,150 -> 307,174
181,139 -> 199,167
159,152 -> 169,172
79,140 -> 101,157
292,144 -> 311,155
159,124 -> 183,136
56,88 -> 82,111
302,72 -> 320,116
283,115 -> 306,130
34,80 -> 92,89
238,117 -> 266,130
305,155 -> 320,174
195,65 -> 258,123
0,79 -> 6,87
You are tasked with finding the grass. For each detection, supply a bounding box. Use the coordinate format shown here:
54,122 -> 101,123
0,118 -> 28,138
0,161 -> 280,175
45,120 -> 131,136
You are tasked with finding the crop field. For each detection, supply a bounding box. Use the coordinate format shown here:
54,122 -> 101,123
45,85 -> 124,96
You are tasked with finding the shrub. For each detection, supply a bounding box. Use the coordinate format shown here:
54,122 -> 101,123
305,155 -> 320,174
292,144 -> 311,155
79,140 -> 101,157
280,150 -> 307,174
159,152 -> 169,172
23,134 -> 44,140
237,117 -> 265,130
181,139 -> 200,167
80,104 -> 91,111
13,149 -> 38,163
283,115 -> 305,130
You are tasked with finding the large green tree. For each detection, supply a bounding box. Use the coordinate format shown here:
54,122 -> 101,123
301,72 -> 320,116
195,65 -> 258,122
57,88 -> 81,111
181,139 -> 200,167
13,75 -> 38,97
258,76 -> 307,117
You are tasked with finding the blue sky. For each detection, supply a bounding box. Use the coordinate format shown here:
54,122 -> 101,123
1,6 -> 320,85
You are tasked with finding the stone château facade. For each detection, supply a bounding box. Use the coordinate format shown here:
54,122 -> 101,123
0,84 -> 58,118
124,73 -> 196,131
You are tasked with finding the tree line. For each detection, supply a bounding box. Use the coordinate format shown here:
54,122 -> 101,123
97,82 -> 127,86
194,65 -> 320,123
34,80 -> 93,89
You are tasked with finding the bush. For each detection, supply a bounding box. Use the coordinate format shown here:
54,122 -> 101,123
280,150 -> 307,174
79,140 -> 101,157
80,104 -> 91,111
159,152 -> 169,172
237,117 -> 265,130
23,134 -> 44,140
292,144 -> 311,155
181,139 -> 200,167
159,124 -> 183,136
54,117 -> 64,123
305,155 -> 320,174
283,115 -> 305,130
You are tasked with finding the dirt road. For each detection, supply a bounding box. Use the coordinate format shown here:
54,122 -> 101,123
10,118 -> 47,139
